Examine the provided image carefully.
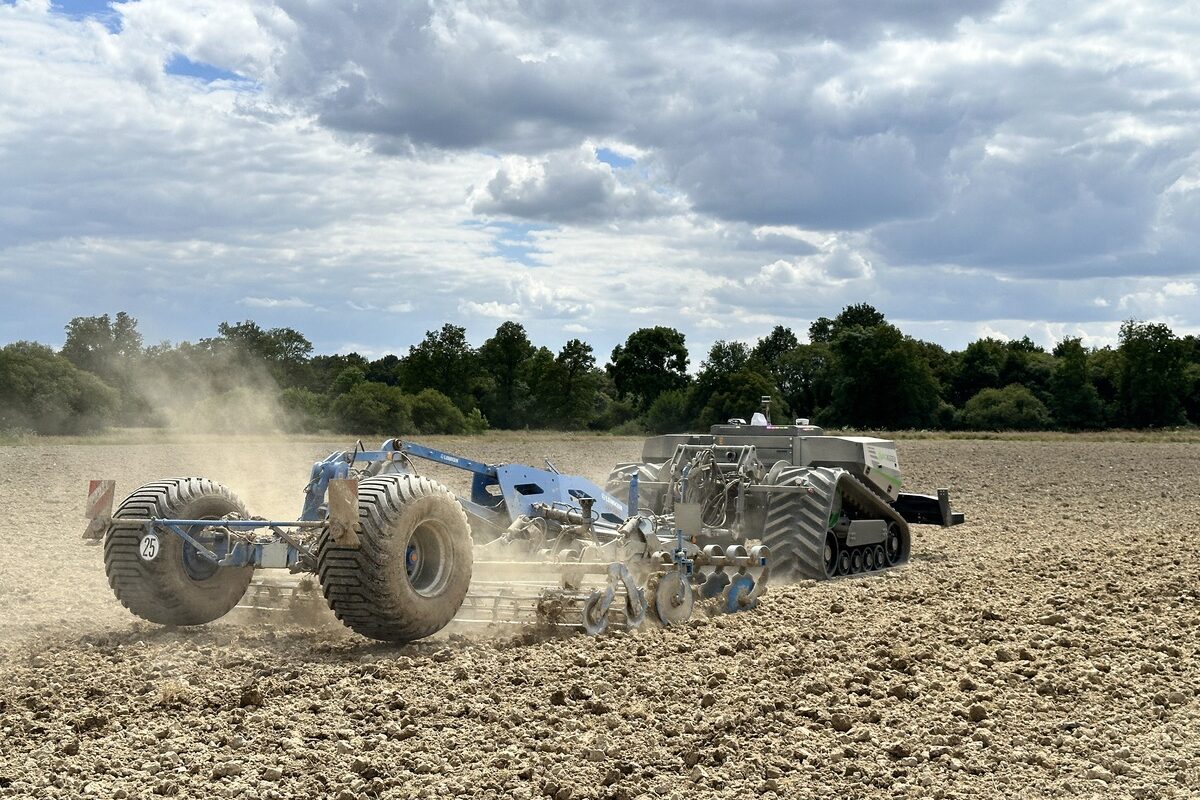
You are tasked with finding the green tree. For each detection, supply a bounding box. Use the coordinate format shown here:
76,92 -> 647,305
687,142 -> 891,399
749,325 -> 799,374
827,324 -> 940,428
698,369 -> 781,429
1088,346 -> 1121,424
589,371 -> 639,431
809,303 -> 887,344
1000,337 -> 1054,399
402,324 -> 478,412
1183,363 -> 1200,425
913,339 -> 955,401
696,341 -> 750,388
1183,335 -> 1200,424
520,346 -> 559,428
309,353 -> 369,393
952,336 -> 1054,406
409,389 -> 469,434
61,312 -> 148,424
774,343 -> 833,420
958,384 -> 1051,430
551,339 -> 600,429
279,387 -> 328,433
478,322 -> 536,428
0,342 -> 119,434
690,340 -> 751,419
329,382 -> 413,434
1116,320 -> 1186,427
952,338 -> 1007,405
808,317 -> 835,344
689,340 -> 784,426
643,388 -> 692,433
366,355 -> 403,386
61,311 -> 143,379
1048,338 -> 1104,430
523,340 -> 600,429
331,366 -> 367,396
608,326 -> 690,409
208,320 -> 314,387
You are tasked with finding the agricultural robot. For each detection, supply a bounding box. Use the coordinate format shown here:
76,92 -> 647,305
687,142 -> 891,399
84,404 -> 962,641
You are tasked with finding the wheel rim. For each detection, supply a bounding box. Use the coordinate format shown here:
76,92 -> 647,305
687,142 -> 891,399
823,532 -> 839,577
851,550 -> 863,573
863,548 -> 875,570
873,544 -> 886,568
181,517 -> 228,581
405,518 -> 452,597
837,550 -> 851,575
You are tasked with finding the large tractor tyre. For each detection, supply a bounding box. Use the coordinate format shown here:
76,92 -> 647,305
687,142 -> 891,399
761,466 -> 840,582
605,462 -> 665,515
317,474 -> 472,642
104,478 -> 254,626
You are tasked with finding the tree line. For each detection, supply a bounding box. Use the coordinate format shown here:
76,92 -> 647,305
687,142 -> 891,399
1,304 -> 1198,435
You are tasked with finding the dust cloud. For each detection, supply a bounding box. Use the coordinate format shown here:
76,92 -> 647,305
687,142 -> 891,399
130,356 -> 301,435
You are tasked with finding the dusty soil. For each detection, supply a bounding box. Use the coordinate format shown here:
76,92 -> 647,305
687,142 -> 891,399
0,434 -> 1197,799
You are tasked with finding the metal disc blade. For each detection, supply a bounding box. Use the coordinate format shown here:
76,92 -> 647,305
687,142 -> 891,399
723,574 -> 756,613
700,571 -> 731,599
653,573 -> 694,627
581,590 -> 610,635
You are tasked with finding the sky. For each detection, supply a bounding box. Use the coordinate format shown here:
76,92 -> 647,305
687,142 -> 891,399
2,0 -> 1199,365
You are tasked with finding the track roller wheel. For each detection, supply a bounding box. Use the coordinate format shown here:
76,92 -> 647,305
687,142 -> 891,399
872,544 -> 886,569
884,521 -> 909,566
822,531 -> 840,579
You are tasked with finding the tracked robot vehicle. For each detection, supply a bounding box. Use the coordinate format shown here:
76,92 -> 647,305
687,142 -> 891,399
605,399 -> 964,581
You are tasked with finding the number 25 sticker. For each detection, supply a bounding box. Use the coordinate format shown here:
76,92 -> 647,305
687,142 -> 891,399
139,533 -> 160,561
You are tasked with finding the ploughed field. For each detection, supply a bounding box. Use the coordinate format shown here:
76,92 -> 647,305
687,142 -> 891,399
0,434 -> 1197,799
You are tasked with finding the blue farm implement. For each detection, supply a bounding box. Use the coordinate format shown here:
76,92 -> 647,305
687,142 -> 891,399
85,408 -> 962,642
85,439 -> 770,641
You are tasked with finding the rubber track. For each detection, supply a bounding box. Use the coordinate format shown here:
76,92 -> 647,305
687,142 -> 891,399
104,478 -> 249,625
762,468 -> 910,581
317,474 -> 471,642
762,467 -> 837,580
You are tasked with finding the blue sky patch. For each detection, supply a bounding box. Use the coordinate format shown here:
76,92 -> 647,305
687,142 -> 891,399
596,147 -> 635,169
165,54 -> 243,83
466,220 -> 552,266
51,0 -> 122,32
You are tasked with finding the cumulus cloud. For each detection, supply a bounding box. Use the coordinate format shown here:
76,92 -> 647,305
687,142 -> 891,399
241,296 -> 314,309
459,300 -> 522,319
471,146 -> 681,223
1,0 -> 1199,356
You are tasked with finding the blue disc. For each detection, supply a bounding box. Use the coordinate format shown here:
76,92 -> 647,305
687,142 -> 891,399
724,574 -> 756,613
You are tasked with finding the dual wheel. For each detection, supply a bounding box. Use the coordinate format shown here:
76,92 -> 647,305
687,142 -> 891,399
104,475 -> 472,642
821,523 -> 905,578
